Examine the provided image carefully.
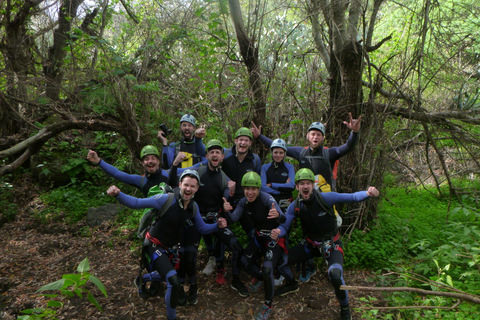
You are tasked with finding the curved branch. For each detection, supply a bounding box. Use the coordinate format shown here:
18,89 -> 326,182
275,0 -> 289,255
341,285 -> 480,304
0,118 -> 124,176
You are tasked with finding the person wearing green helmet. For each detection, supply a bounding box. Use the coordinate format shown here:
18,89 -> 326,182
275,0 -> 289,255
167,139 -> 250,299
221,127 -> 262,241
223,171 -> 295,320
271,168 -> 380,320
87,145 -> 175,197
158,114 -> 207,169
106,171 -> 228,320
251,113 -> 361,282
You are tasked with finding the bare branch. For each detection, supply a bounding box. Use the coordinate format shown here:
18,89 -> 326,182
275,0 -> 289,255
342,285 -> 480,304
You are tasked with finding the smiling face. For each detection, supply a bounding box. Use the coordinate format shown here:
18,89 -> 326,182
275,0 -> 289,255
179,176 -> 199,203
234,136 -> 252,155
207,148 -> 224,169
180,122 -> 195,140
296,180 -> 314,201
141,154 -> 160,174
306,130 -> 325,150
271,147 -> 286,163
244,186 -> 260,203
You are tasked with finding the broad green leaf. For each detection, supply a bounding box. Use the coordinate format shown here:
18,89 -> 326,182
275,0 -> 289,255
89,275 -> 108,297
37,279 -> 65,292
77,258 -> 90,273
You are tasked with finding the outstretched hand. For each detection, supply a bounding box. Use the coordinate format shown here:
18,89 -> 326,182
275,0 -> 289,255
343,112 -> 362,133
107,185 -> 120,197
223,197 -> 233,212
250,121 -> 262,138
87,150 -> 101,164
366,186 -> 379,197
268,203 -> 279,219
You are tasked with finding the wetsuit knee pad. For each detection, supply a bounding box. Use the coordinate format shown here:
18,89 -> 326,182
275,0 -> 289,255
262,267 -> 273,281
329,268 -> 343,288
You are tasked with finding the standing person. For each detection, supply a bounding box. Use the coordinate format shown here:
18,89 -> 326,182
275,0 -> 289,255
271,168 -> 380,320
107,170 -> 227,320
260,138 -> 295,209
251,113 -> 361,281
223,172 -> 296,320
222,127 -> 262,239
169,140 -> 250,299
87,145 -> 175,197
158,114 -> 206,169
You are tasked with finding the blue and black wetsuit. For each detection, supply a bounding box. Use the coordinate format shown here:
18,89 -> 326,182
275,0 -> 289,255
257,132 -> 358,187
260,161 -> 295,204
162,138 -> 206,169
277,190 -> 371,309
222,145 -> 262,237
98,160 -> 175,197
227,192 -> 294,307
115,188 -> 218,320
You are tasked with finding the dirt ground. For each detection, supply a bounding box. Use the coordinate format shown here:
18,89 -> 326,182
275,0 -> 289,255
0,184 -> 385,320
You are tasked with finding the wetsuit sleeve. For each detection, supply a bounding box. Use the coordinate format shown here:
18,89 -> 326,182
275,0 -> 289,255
227,198 -> 245,224
261,164 -> 280,195
193,206 -> 220,234
115,192 -> 172,210
98,160 -> 143,187
285,146 -> 304,160
270,163 -> 295,192
328,131 -> 358,162
321,190 -> 370,207
168,166 -> 179,187
258,135 -> 273,148
253,154 -> 262,174
173,161 -> 205,175
194,137 -> 206,157
162,143 -> 176,169
278,202 -> 296,237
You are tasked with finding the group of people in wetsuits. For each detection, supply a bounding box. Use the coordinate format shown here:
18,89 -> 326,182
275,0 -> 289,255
87,113 -> 379,320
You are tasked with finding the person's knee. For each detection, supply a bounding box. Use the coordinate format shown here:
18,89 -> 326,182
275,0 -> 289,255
262,266 -> 273,281
167,273 -> 181,308
329,268 -> 343,288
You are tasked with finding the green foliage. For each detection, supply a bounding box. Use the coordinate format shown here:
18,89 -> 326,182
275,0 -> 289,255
350,185 -> 480,319
38,182 -> 114,224
0,179 -> 18,223
18,257 -> 107,319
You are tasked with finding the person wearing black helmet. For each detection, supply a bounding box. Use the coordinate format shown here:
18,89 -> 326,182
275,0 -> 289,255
107,170 -> 227,320
223,172 -> 295,320
87,145 -> 176,197
251,114 -> 361,281
158,114 -> 207,169
271,168 -> 379,320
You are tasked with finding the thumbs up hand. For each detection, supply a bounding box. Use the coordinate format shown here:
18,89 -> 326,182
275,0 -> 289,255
223,197 -> 233,212
268,203 -> 279,219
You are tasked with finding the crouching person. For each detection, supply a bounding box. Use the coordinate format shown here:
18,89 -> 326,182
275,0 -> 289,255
107,169 -> 226,320
223,172 -> 296,320
271,168 -> 380,320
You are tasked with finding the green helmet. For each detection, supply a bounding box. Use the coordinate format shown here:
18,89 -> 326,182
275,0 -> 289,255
295,168 -> 315,183
206,139 -> 223,151
241,171 -> 261,188
140,145 -> 160,159
235,127 -> 253,140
